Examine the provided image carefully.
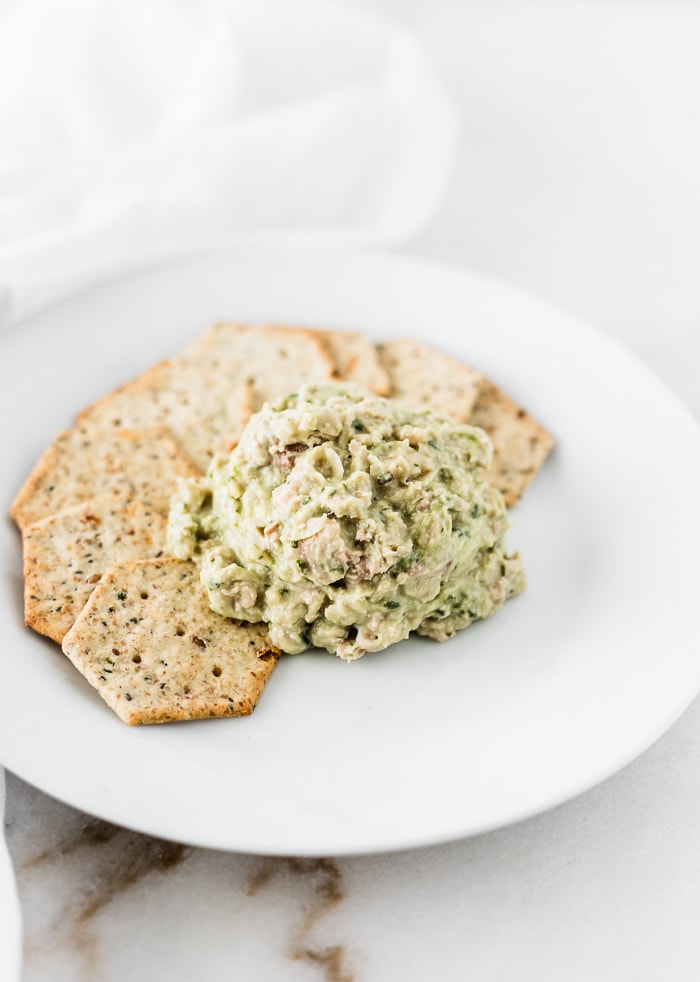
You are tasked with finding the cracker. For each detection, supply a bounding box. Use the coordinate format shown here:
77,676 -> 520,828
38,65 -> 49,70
184,323 -> 336,410
315,329 -> 391,395
11,425 -> 199,531
23,496 -> 168,644
469,381 -> 555,506
77,359 -> 254,474
377,339 -> 482,422
62,558 -> 280,725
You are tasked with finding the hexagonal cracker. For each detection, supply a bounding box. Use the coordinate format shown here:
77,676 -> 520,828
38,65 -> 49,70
62,558 -> 280,724
11,425 -> 200,531
22,495 -> 170,644
315,328 -> 391,395
469,380 -> 555,507
377,338 -> 482,422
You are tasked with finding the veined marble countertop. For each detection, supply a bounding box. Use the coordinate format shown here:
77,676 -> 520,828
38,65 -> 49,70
6,2 -> 700,980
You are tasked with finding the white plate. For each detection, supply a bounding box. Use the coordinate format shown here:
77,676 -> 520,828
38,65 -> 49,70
1,248 -> 699,857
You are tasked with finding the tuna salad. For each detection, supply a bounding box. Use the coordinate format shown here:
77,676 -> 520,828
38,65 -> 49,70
168,382 -> 525,660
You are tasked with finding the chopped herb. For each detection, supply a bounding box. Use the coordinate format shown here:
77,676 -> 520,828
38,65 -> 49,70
117,591 -> 127,601
384,600 -> 401,609
377,473 -> 393,485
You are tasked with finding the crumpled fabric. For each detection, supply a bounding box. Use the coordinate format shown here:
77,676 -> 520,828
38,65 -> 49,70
0,770 -> 21,982
0,0 -> 459,327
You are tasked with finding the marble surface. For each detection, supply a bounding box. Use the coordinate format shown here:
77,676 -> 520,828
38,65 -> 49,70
5,1 -> 700,980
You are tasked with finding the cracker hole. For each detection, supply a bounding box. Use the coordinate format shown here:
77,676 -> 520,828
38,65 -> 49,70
212,665 -> 222,677
175,626 -> 186,637
140,591 -> 149,599
132,654 -> 141,664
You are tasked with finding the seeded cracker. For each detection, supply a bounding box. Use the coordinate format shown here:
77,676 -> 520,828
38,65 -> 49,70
182,323 -> 336,411
315,328 -> 391,395
23,495 -> 169,644
11,425 -> 199,532
77,360 -> 254,474
469,381 -> 555,507
377,339 -> 482,422
62,558 -> 280,725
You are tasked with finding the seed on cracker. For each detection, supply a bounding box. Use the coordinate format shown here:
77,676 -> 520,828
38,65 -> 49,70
77,359 -> 254,474
377,339 -> 482,422
22,496 -> 169,644
469,381 -> 555,507
182,323 -> 336,411
11,425 -> 199,531
62,558 -> 280,725
315,328 -> 391,395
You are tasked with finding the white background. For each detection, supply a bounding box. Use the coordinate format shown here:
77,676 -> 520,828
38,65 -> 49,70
362,0 -> 700,414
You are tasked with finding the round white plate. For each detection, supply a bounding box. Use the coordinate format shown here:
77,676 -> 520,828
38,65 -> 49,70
1,248 -> 699,856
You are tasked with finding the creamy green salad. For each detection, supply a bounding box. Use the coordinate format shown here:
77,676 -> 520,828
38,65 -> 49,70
167,383 -> 525,660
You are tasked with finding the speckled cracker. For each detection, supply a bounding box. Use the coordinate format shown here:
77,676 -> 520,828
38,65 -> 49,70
23,496 -> 169,644
377,339 -> 482,422
469,381 -> 555,507
315,329 -> 391,395
77,359 -> 254,473
184,323 -> 336,411
11,425 -> 199,531
62,558 -> 280,725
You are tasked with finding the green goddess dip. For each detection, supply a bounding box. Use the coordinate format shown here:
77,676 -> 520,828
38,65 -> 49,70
167,382 -> 525,660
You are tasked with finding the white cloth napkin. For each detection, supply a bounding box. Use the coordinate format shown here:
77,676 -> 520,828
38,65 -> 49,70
0,0 -> 458,975
0,0 -> 459,328
0,772 -> 22,982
